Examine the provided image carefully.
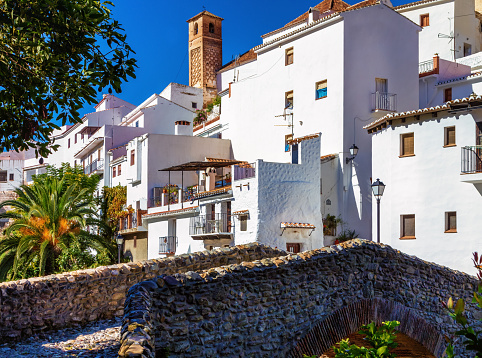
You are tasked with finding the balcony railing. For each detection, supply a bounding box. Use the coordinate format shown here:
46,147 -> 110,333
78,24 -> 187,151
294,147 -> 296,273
372,92 -> 397,112
189,213 -> 233,235
233,163 -> 256,181
461,146 -> 482,174
84,159 -> 104,175
119,210 -> 147,231
419,59 -> 434,74
159,236 -> 177,254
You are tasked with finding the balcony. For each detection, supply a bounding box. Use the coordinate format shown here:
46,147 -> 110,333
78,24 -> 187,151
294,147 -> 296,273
159,236 -> 177,255
460,146 -> 482,183
371,92 -> 397,112
84,159 -> 104,175
233,162 -> 256,181
119,210 -> 148,234
189,213 -> 234,240
419,55 -> 439,78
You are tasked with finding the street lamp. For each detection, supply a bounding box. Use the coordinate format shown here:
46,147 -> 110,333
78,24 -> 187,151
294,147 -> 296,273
116,233 -> 124,264
371,178 -> 386,244
346,144 -> 359,164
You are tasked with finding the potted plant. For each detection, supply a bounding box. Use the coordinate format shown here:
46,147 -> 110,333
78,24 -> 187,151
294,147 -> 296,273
323,214 -> 341,236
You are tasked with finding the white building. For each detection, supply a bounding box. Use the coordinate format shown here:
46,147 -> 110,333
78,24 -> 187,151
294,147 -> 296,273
366,94 -> 482,274
207,0 -> 421,241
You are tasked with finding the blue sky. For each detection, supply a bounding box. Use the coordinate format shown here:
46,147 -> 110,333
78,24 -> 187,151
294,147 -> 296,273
83,0 -> 410,115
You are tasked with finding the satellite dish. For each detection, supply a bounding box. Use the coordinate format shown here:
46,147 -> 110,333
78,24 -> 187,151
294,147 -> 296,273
39,158 -> 44,164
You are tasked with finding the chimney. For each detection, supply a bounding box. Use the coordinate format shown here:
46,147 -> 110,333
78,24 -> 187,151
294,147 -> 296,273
175,121 -> 193,136
308,7 -> 320,23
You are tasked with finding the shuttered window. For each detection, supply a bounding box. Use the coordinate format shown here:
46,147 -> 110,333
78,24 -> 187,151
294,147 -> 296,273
400,133 -> 414,156
444,126 -> 456,147
445,212 -> 457,233
285,48 -> 293,66
286,243 -> 301,253
400,214 -> 415,239
444,88 -> 452,102
420,14 -> 429,27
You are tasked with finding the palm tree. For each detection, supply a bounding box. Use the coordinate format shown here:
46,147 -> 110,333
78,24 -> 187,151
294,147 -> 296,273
0,176 -> 115,281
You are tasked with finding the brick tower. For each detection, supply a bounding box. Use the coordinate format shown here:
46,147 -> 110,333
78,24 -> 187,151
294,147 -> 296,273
187,11 -> 223,107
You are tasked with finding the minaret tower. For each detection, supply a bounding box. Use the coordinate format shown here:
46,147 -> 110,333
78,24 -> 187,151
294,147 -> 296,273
187,11 -> 223,107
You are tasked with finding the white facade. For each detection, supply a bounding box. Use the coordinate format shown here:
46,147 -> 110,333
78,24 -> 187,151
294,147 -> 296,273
368,95 -> 482,274
397,0 -> 482,62
212,3 -> 420,241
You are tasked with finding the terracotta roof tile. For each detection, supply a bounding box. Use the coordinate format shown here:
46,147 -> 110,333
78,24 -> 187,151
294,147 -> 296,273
287,133 -> 320,145
345,0 -> 378,11
284,0 -> 350,28
394,0 -> 439,11
195,186 -> 232,199
142,206 -> 199,218
219,49 -> 257,72
233,210 -> 249,215
193,115 -> 220,132
187,10 -> 224,22
280,222 -> 316,229
320,153 -> 337,161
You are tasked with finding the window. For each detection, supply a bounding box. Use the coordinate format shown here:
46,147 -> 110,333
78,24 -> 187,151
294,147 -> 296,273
209,23 -> 214,33
98,149 -> 101,160
135,121 -> 139,127
113,167 -> 116,178
285,47 -> 293,66
118,164 -> 122,176
420,14 -> 429,27
400,214 -> 415,239
444,126 -> 456,147
130,150 -> 135,166
285,91 -> 293,109
445,211 -> 457,233
285,134 -> 293,152
192,102 -> 197,109
375,78 -> 388,93
444,88 -> 452,102
240,215 -> 248,231
9,173 -> 14,181
286,243 -> 301,253
194,23 -> 198,35
316,80 -> 328,99
0,171 -> 6,182
68,138 -> 70,148
400,133 -> 414,157
74,134 -> 77,144
464,43 -> 472,57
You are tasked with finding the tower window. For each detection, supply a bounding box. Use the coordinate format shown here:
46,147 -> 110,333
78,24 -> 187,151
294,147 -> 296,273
209,23 -> 214,33
194,23 -> 198,35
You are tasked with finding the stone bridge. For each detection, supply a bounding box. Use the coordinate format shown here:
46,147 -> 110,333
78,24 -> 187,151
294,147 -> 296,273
119,240 -> 480,358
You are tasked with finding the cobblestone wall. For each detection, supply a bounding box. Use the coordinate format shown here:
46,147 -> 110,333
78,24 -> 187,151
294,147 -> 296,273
0,243 -> 286,341
119,239 -> 480,358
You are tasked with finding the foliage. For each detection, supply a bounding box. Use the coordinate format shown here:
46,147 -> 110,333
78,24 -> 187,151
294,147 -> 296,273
444,252 -> 482,358
33,163 -> 100,200
194,109 -> 207,126
336,229 -> 358,243
333,321 -> 400,358
101,185 -> 128,230
206,96 -> 221,113
323,214 -> 342,236
0,0 -> 137,155
0,177 -> 115,280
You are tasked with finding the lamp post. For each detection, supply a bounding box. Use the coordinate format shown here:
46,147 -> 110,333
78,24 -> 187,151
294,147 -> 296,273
116,233 -> 124,264
371,178 -> 386,244
346,144 -> 359,164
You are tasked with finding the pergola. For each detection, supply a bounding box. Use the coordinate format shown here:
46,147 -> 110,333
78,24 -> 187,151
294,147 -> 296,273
158,159 -> 245,210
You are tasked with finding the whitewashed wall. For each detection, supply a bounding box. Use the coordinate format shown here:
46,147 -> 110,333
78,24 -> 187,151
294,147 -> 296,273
371,109 -> 482,274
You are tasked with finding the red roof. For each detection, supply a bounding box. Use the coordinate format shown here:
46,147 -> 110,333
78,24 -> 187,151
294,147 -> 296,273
284,0 -> 350,28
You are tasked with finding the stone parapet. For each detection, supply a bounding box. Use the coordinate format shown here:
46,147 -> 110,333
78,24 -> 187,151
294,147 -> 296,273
119,239 -> 480,358
0,243 -> 286,341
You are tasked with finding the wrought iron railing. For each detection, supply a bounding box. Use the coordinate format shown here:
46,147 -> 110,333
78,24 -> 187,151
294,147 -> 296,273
372,92 -> 397,112
159,236 -> 177,254
419,59 -> 434,74
84,159 -> 104,175
189,213 -> 233,235
233,163 -> 256,181
461,146 -> 482,174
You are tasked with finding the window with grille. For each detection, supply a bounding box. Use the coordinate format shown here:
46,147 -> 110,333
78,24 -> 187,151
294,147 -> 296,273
444,126 -> 455,147
130,150 -> 135,166
400,133 -> 414,156
286,243 -> 301,253
400,214 -> 415,239
420,14 -> 429,27
285,91 -> 293,109
444,88 -> 452,102
445,212 -> 457,233
285,47 -> 293,66
316,80 -> 327,99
